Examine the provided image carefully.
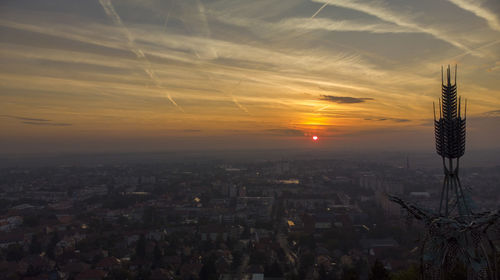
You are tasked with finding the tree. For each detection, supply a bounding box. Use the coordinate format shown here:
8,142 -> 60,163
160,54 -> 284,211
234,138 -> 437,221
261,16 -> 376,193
23,215 -> 39,227
391,265 -> 419,280
264,261 -> 283,277
104,268 -> 133,280
5,244 -> 24,262
249,250 -> 267,265
199,255 -> 217,280
153,242 -> 162,268
318,264 -> 328,280
29,235 -> 42,254
342,266 -> 360,280
135,234 -> 146,259
143,206 -> 155,227
231,251 -> 242,271
369,260 -> 390,280
46,232 -> 59,260
136,268 -> 151,280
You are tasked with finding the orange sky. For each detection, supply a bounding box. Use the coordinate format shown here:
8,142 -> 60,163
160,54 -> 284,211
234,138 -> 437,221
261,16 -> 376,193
1,0 -> 500,154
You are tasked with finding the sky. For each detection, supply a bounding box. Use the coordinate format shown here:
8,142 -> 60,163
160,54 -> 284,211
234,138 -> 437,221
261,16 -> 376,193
1,0 -> 500,154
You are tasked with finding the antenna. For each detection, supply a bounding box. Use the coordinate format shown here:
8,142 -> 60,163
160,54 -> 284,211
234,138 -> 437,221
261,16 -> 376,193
441,66 -> 443,85
439,99 -> 442,118
455,64 -> 457,85
465,98 -> 467,119
433,102 -> 436,121
447,65 -> 451,85
458,97 -> 461,119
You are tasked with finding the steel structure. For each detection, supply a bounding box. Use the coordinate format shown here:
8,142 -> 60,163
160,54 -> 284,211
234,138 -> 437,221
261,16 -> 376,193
434,65 -> 468,217
390,66 -> 500,279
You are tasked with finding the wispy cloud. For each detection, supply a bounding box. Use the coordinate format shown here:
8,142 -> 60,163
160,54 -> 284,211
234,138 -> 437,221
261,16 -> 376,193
481,109 -> 500,117
320,95 -> 373,103
22,121 -> 72,126
1,115 -> 72,126
267,128 -> 305,136
98,0 -> 183,111
283,17 -> 416,34
447,0 -> 500,32
311,0 -> 473,53
1,115 -> 50,122
364,117 -> 410,122
211,11 -> 417,35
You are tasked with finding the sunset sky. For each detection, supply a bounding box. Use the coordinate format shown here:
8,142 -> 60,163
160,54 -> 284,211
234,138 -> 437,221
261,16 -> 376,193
1,0 -> 500,154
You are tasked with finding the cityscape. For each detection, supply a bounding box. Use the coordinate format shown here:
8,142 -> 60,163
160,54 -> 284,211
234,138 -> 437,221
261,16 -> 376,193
0,153 -> 499,279
1,0 -> 500,279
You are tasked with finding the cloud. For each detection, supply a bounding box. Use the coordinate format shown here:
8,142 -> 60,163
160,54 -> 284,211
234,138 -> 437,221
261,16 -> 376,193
311,0 -> 473,53
364,117 -> 410,122
22,121 -> 72,126
281,17 -> 417,34
481,109 -> 500,117
211,11 -> 417,36
267,129 -> 305,136
446,0 -> 500,32
1,115 -> 72,126
393,118 -> 410,123
98,0 -> 184,112
1,115 -> 50,122
320,95 -> 373,103
487,60 -> 500,72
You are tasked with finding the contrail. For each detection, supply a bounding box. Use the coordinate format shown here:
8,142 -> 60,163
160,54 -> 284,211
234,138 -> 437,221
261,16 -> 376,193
205,75 -> 249,114
163,0 -> 243,113
163,0 -> 173,32
311,0 -> 330,19
228,80 -> 249,113
98,0 -> 183,112
195,0 -> 217,59
448,39 -> 500,62
195,0 -> 243,112
164,10 -> 171,32
231,96 -> 249,113
315,105 -> 330,112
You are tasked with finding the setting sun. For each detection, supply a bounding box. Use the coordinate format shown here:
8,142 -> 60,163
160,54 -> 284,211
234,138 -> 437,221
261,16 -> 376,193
312,135 -> 318,141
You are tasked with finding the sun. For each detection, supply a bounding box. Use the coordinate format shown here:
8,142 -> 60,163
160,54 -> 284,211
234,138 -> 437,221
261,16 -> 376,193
312,135 -> 318,141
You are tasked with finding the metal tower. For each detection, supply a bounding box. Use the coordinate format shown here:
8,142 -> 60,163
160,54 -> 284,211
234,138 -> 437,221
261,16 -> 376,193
389,66 -> 500,280
434,65 -> 468,217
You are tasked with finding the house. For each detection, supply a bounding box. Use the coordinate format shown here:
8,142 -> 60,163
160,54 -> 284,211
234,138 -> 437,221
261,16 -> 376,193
314,215 -> 332,230
61,261 -> 90,278
199,225 -> 228,241
179,263 -> 203,279
96,256 -> 121,271
0,216 -> 23,232
0,231 -> 26,248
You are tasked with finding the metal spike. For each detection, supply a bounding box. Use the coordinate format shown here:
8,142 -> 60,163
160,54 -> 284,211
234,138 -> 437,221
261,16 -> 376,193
465,99 -> 467,119
433,102 -> 436,121
458,97 -> 461,119
439,99 -> 442,118
447,65 -> 451,86
455,64 -> 457,85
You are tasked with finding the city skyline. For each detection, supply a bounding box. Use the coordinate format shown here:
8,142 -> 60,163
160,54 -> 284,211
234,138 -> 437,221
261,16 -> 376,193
1,0 -> 500,154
